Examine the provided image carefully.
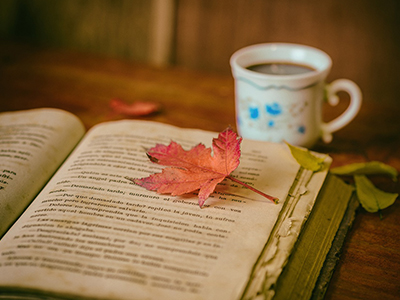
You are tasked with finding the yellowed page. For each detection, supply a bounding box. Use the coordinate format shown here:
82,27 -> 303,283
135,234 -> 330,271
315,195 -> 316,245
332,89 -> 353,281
0,108 -> 85,236
0,120 -> 300,300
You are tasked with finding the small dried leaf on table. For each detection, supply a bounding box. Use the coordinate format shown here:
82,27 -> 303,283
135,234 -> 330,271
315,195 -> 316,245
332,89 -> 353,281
110,98 -> 160,116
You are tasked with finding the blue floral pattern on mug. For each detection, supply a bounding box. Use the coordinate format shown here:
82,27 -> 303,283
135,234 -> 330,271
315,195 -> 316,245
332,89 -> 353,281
265,103 -> 282,116
239,95 -> 308,138
249,106 -> 259,119
298,125 -> 306,134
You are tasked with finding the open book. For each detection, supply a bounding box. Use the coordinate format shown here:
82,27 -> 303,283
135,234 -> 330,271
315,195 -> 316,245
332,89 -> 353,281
0,108 -> 355,300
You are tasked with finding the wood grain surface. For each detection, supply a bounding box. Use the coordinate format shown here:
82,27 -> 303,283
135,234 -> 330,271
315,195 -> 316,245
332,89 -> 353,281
1,42 -> 399,300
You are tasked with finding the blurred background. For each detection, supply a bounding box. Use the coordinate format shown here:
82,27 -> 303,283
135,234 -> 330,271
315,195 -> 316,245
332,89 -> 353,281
0,0 -> 399,106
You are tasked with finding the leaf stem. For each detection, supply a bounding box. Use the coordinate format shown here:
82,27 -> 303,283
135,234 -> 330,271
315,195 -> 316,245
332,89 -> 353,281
226,175 -> 279,204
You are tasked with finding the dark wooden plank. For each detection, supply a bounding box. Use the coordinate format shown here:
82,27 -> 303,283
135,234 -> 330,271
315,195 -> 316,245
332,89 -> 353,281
0,0 -> 153,62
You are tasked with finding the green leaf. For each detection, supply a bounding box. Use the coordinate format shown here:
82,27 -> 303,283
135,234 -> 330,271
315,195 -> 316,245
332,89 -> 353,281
331,161 -> 398,181
354,175 -> 398,213
285,142 -> 326,172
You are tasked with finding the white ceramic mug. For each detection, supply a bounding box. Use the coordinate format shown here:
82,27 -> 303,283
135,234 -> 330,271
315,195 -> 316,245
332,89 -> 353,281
230,43 -> 362,147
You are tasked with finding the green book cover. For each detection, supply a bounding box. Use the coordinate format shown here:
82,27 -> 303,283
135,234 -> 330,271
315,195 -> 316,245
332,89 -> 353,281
273,174 -> 357,300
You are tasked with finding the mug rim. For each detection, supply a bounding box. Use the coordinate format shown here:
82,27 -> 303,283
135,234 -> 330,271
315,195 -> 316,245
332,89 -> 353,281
230,43 -> 332,81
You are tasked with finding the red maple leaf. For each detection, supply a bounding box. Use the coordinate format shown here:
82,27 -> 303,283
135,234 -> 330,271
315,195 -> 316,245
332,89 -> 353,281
130,128 -> 278,208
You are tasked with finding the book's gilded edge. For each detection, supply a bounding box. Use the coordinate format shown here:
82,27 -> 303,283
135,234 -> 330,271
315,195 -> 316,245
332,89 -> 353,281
240,157 -> 331,300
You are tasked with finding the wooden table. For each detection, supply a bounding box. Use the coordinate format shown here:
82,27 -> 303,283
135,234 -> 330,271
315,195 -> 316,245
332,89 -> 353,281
1,42 -> 399,300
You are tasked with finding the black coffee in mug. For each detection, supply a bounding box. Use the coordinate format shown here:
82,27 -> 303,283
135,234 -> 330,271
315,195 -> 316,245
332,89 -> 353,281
246,62 -> 316,75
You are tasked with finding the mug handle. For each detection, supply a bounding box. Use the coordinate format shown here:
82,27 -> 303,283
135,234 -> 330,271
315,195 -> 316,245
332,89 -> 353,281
321,79 -> 362,143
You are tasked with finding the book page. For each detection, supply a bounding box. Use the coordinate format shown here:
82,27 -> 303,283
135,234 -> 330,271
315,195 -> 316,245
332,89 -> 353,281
0,120 -> 300,300
0,108 -> 85,236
